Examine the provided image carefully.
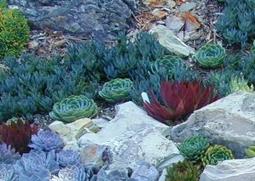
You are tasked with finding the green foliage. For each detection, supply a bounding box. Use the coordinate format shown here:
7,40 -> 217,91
99,78 -> 134,102
194,43 -> 226,68
216,0 -> 255,47
0,7 -> 30,58
166,161 -> 199,181
179,136 -> 209,162
229,76 -> 254,93
245,145 -> 255,158
202,145 -> 234,166
49,95 -> 98,123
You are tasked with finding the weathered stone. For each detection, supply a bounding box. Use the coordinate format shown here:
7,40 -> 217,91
8,0 -> 135,41
165,15 -> 184,32
79,101 -> 183,170
200,158 -> 255,181
158,169 -> 167,181
179,2 -> 197,12
131,162 -> 159,181
96,168 -> 134,181
171,92 -> 255,158
149,25 -> 194,56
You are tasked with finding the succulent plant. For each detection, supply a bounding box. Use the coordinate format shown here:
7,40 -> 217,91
0,118 -> 38,153
49,95 -> 98,123
56,150 -> 81,167
166,161 -> 199,181
143,81 -> 218,124
0,164 -> 18,181
245,145 -> 255,158
0,143 -> 20,164
229,76 -> 254,93
14,150 -> 59,180
202,145 -> 234,166
194,43 -> 226,68
51,165 -> 92,181
29,129 -> 64,152
179,136 -> 209,162
99,78 -> 134,102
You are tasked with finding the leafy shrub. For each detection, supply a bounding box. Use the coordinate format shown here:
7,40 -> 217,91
0,118 -> 38,153
179,136 -> 209,162
193,43 -> 226,68
99,78 -> 134,102
49,95 -> 98,123
0,4 -> 30,58
29,129 -> 64,152
14,150 -> 59,180
143,81 -> 218,124
202,145 -> 234,166
245,145 -> 255,158
166,161 -> 199,181
216,0 -> 255,47
0,143 -> 20,164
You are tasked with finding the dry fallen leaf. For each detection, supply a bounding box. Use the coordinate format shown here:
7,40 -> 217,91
182,12 -> 202,30
145,0 -> 166,8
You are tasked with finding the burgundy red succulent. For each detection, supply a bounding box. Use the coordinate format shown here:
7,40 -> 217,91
0,119 -> 38,154
144,81 -> 218,124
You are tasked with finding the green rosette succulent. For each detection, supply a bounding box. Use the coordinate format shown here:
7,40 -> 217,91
150,55 -> 182,74
99,78 -> 134,102
166,161 -> 199,181
230,76 -> 254,93
202,145 -> 234,166
179,136 -> 209,162
245,145 -> 255,158
194,43 -> 226,68
49,95 -> 98,123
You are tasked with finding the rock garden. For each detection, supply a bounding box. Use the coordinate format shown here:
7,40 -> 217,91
1,0 -> 255,180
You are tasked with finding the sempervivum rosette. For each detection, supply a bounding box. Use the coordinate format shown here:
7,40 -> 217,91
49,95 -> 98,123
178,136 -> 209,162
99,78 -> 134,102
194,43 -> 226,68
202,145 -> 234,166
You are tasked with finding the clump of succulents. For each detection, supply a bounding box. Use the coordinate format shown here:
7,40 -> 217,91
0,2 -> 30,58
29,129 -> 64,152
0,143 -> 20,164
49,95 -> 98,123
229,76 -> 254,93
14,150 -> 59,180
245,145 -> 255,158
0,163 -> 18,181
179,136 -> 210,162
194,43 -> 226,68
166,161 -> 199,181
202,145 -> 234,166
56,150 -> 81,167
51,165 -> 93,181
99,78 -> 134,102
143,81 -> 218,124
0,118 -> 38,153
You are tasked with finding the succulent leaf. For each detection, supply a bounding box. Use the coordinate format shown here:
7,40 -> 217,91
49,95 -> 98,123
0,143 -> 20,164
245,145 -> 255,158
56,149 -> 81,167
0,164 -> 18,181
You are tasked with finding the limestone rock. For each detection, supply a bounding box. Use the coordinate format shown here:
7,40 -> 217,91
171,92 -> 255,157
200,158 -> 255,181
149,25 -> 194,56
79,101 -> 183,170
131,162 -> 159,181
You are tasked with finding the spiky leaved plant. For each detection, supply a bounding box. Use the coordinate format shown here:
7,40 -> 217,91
194,43 -> 226,68
202,145 -> 234,166
229,76 -> 254,93
0,143 -> 20,164
29,129 -> 64,152
0,163 -> 18,181
179,136 -> 209,162
99,78 -> 134,102
166,161 -> 199,181
49,95 -> 98,123
143,81 -> 218,124
0,118 -> 38,153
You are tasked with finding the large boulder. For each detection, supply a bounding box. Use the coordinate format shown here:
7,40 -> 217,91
171,92 -> 255,158
8,0 -> 136,40
200,158 -> 255,181
78,101 -> 183,170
